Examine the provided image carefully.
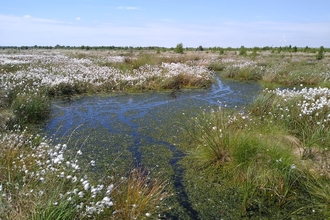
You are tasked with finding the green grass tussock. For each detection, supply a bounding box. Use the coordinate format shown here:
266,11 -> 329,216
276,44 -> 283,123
11,91 -> 50,125
182,100 -> 330,218
110,168 -> 170,220
183,108 -> 230,167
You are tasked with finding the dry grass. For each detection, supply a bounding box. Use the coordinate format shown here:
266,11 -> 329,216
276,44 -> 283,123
111,168 -> 170,220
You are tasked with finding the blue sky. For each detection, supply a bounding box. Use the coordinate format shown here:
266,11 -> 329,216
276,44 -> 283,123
1,0 -> 329,47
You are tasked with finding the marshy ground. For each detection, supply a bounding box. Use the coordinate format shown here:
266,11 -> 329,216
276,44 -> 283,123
0,47 -> 330,219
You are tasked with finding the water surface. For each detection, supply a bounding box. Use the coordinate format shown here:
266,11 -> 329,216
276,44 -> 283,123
43,75 -> 261,218
45,76 -> 261,139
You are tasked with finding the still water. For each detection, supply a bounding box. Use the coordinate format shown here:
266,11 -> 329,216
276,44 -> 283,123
43,75 -> 261,218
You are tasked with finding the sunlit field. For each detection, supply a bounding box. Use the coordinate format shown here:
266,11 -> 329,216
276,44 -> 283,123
1,46 -> 330,219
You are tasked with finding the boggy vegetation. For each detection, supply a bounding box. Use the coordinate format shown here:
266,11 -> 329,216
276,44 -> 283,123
182,103 -> 330,218
181,48 -> 330,217
0,47 -> 330,219
0,129 -> 170,219
0,49 -> 213,219
0,50 -> 214,128
217,50 -> 330,89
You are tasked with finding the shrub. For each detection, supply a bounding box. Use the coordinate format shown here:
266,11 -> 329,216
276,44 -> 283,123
196,45 -> 204,51
239,46 -> 247,56
174,43 -> 184,54
316,46 -> 325,60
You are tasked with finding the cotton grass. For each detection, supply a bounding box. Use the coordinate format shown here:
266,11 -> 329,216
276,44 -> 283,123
0,128 -> 115,219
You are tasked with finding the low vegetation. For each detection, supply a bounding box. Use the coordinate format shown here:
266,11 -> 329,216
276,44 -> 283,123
181,86 -> 330,218
1,46 -> 330,219
0,128 -> 169,219
216,49 -> 330,89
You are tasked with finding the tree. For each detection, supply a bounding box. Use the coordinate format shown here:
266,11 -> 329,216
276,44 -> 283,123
304,46 -> 309,52
293,46 -> 298,53
197,45 -> 204,51
316,46 -> 325,60
239,46 -> 247,56
174,43 -> 184,54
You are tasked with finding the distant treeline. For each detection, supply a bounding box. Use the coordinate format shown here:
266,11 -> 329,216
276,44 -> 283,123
1,45 -> 329,53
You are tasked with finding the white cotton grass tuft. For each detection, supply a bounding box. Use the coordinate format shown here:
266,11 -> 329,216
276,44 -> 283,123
0,52 -> 214,98
0,128 -> 114,219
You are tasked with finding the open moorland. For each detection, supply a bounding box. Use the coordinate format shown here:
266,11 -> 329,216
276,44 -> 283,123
1,46 -> 330,219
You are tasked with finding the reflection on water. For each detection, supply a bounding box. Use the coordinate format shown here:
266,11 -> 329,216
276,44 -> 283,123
43,75 -> 261,218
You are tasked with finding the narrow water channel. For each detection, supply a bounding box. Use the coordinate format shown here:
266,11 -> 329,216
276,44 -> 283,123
43,75 -> 261,218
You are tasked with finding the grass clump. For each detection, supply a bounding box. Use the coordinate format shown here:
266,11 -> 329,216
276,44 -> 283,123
250,87 -> 330,156
10,91 -> 50,125
0,130 -> 113,219
181,100 -> 330,218
208,62 -> 225,71
111,168 -> 170,219
183,108 -> 230,167
0,129 -> 169,219
222,65 -> 262,80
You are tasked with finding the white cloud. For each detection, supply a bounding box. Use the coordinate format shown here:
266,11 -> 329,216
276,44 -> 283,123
161,19 -> 176,22
116,6 -> 143,10
76,17 -> 81,21
23,15 -> 32,19
19,14 -> 64,24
